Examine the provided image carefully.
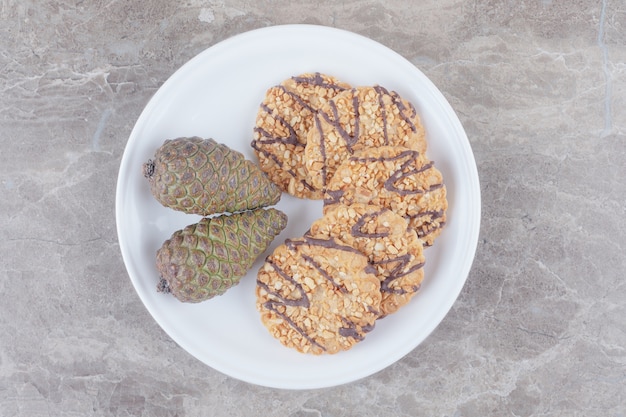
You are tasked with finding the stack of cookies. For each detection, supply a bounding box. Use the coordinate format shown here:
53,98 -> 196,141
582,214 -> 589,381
251,73 -> 448,354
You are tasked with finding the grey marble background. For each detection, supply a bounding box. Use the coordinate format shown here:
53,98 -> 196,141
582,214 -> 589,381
1,1 -> 625,416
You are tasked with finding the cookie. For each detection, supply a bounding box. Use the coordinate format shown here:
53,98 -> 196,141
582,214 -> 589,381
256,236 -> 381,354
323,146 -> 447,247
308,203 -> 425,316
251,73 -> 351,199
304,85 -> 427,191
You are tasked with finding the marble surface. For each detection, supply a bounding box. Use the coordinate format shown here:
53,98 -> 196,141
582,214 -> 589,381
1,0 -> 625,416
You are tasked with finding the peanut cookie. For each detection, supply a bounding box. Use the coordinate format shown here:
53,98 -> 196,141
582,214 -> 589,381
324,146 -> 447,247
304,85 -> 427,191
256,236 -> 381,354
308,203 -> 425,316
251,73 -> 351,199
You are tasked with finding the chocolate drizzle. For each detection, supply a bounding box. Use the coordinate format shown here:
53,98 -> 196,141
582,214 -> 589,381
291,72 -> 349,92
295,235 -> 365,256
351,210 -> 391,239
252,100 -> 305,186
338,317 -> 375,341
385,158 -> 435,196
338,207 -> 425,295
318,96 -> 360,151
418,224 -> 445,243
252,75 -> 348,193
349,148 -> 419,165
329,149 -> 444,197
376,255 -> 425,294
261,296 -> 325,352
260,235 -> 381,351
323,189 -> 344,206
351,93 -> 361,148
255,103 -> 302,145
315,86 -> 422,187
409,209 -> 445,220
407,209 -> 446,244
260,258 -> 310,308
301,253 -> 348,293
373,86 -> 390,145
251,139 -> 294,176
313,114 -> 328,188
338,325 -> 363,340
388,88 -> 418,133
259,257 -> 325,352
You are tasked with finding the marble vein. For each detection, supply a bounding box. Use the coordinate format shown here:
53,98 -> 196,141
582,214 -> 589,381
598,0 -> 613,137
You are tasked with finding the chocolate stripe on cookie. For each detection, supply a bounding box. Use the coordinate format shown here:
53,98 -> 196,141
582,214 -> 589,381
257,258 -> 326,351
348,148 -> 420,164
371,85 -> 419,134
409,209 -> 446,220
301,254 -> 348,293
381,86 -> 419,133
415,221 -> 447,242
348,148 -> 443,196
311,113 -> 329,188
252,103 -> 319,192
323,189 -> 343,206
338,317 -> 376,341
258,258 -> 310,308
257,254 -> 326,351
291,72 -> 349,92
288,235 -> 379,282
385,159 -> 438,196
373,86 -> 390,145
252,73 -> 351,199
253,104 -> 302,146
275,85 -> 317,114
295,235 -> 365,256
320,86 -> 415,150
250,137 -> 292,169
318,95 -> 360,152
268,305 -> 326,352
260,296 -> 326,352
376,255 -> 425,294
251,138 -> 306,190
257,232 -> 381,353
351,210 -> 392,239
407,209 -> 446,244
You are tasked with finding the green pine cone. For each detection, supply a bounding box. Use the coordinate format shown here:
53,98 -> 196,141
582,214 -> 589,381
144,137 -> 282,215
156,208 -> 288,303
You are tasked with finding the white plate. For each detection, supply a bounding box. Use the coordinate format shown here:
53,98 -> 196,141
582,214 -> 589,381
116,24 -> 480,389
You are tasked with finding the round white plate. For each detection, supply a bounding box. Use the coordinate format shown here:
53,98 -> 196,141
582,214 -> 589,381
116,24 -> 480,389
